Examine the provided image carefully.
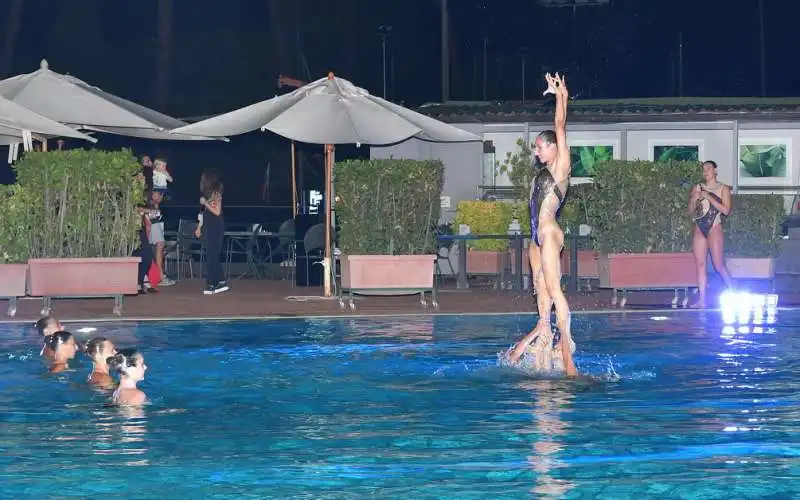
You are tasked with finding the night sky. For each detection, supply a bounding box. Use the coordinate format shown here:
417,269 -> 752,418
4,0 -> 795,115
1,0 -> 796,212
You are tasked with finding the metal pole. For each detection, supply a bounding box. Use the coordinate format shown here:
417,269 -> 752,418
521,54 -> 526,102
482,37 -> 488,100
441,0 -> 450,102
731,120 -> 740,194
759,0 -> 766,96
291,141 -> 297,217
381,35 -> 387,98
678,30 -> 684,97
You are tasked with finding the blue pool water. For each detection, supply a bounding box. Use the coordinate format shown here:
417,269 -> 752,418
1,310 -> 799,498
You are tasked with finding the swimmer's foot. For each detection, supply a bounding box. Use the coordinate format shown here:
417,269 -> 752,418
508,320 -> 550,364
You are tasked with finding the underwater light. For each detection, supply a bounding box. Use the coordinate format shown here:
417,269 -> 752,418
719,290 -> 778,326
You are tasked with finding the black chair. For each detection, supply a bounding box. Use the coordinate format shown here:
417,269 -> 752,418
165,219 -> 204,280
295,223 -> 325,287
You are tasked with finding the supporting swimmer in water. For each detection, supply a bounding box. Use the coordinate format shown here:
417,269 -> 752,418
507,72 -> 578,376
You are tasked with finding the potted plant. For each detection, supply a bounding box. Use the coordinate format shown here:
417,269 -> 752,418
586,159 -> 702,293
723,194 -> 785,279
14,149 -> 144,314
454,200 -> 514,275
0,185 -> 29,316
335,158 -> 443,307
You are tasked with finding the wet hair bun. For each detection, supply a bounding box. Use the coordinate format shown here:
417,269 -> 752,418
83,337 -> 108,356
45,330 -> 73,350
34,316 -> 56,336
107,348 -> 140,374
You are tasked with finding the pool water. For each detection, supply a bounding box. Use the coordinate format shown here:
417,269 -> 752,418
1,310 -> 799,498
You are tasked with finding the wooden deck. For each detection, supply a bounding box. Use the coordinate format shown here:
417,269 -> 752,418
2,278 -> 797,323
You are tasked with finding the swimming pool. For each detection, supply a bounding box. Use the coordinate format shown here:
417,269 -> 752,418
1,310 -> 798,498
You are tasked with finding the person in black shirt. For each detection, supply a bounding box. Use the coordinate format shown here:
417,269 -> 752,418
198,169 -> 228,295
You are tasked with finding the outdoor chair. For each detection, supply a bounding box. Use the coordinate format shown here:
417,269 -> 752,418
165,219 -> 204,280
295,223 -> 325,288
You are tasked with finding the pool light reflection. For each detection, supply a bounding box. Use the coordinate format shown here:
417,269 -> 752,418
719,291 -> 778,326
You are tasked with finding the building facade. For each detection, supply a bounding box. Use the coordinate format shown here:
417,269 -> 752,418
371,98 -> 800,222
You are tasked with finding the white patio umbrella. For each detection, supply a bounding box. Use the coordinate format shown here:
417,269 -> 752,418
0,60 -> 220,141
0,94 -> 97,162
171,73 -> 481,297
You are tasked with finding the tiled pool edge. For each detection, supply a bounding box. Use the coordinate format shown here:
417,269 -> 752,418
1,306 -> 796,325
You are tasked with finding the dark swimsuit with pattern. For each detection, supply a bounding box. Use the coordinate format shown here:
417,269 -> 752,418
529,167 -> 565,246
694,185 -> 723,238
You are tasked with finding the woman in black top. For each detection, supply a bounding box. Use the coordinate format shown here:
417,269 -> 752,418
199,168 -> 228,295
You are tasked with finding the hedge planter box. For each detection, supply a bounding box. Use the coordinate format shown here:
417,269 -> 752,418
598,253 -> 697,308
340,255 -> 437,310
28,257 -> 141,316
466,250 -> 504,275
561,250 -> 600,279
0,263 -> 28,317
726,257 -> 775,280
598,253 -> 697,289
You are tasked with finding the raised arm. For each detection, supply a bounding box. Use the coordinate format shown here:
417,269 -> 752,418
553,74 -> 569,162
543,73 -> 570,171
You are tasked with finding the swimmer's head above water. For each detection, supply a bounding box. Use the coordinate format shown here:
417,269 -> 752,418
46,331 -> 77,366
35,316 -> 63,338
84,337 -> 116,366
108,348 -> 147,382
533,130 -> 558,165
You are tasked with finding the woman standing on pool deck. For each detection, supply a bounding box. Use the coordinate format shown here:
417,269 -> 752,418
507,73 -> 577,377
689,160 -> 734,308
199,168 -> 229,295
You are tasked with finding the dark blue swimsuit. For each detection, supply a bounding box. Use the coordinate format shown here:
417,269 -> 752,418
529,168 -> 565,246
694,185 -> 723,238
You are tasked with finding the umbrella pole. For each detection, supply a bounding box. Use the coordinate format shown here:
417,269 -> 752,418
291,141 -> 297,217
324,144 -> 333,297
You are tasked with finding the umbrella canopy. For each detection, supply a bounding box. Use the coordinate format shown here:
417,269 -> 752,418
0,95 -> 96,143
0,60 -> 219,141
170,73 -> 481,145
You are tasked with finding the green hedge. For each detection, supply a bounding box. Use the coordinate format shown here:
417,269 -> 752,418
335,158 -> 444,255
724,194 -> 785,257
8,149 -> 144,260
586,160 -> 702,253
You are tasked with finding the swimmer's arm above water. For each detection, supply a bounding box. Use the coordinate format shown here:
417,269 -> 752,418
545,72 -> 570,173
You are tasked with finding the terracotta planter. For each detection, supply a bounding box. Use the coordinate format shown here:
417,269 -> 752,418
561,250 -> 600,279
726,257 -> 775,279
0,263 -> 27,297
0,263 -> 28,317
598,253 -> 697,288
466,250 -> 504,275
341,254 -> 436,296
28,257 -> 140,297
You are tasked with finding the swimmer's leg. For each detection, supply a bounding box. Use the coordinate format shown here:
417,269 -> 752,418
539,223 -> 578,377
508,245 -> 553,364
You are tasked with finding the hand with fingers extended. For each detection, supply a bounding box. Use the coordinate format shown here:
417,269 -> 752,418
542,72 -> 569,98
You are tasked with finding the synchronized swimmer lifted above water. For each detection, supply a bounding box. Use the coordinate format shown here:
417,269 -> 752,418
507,72 -> 578,377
